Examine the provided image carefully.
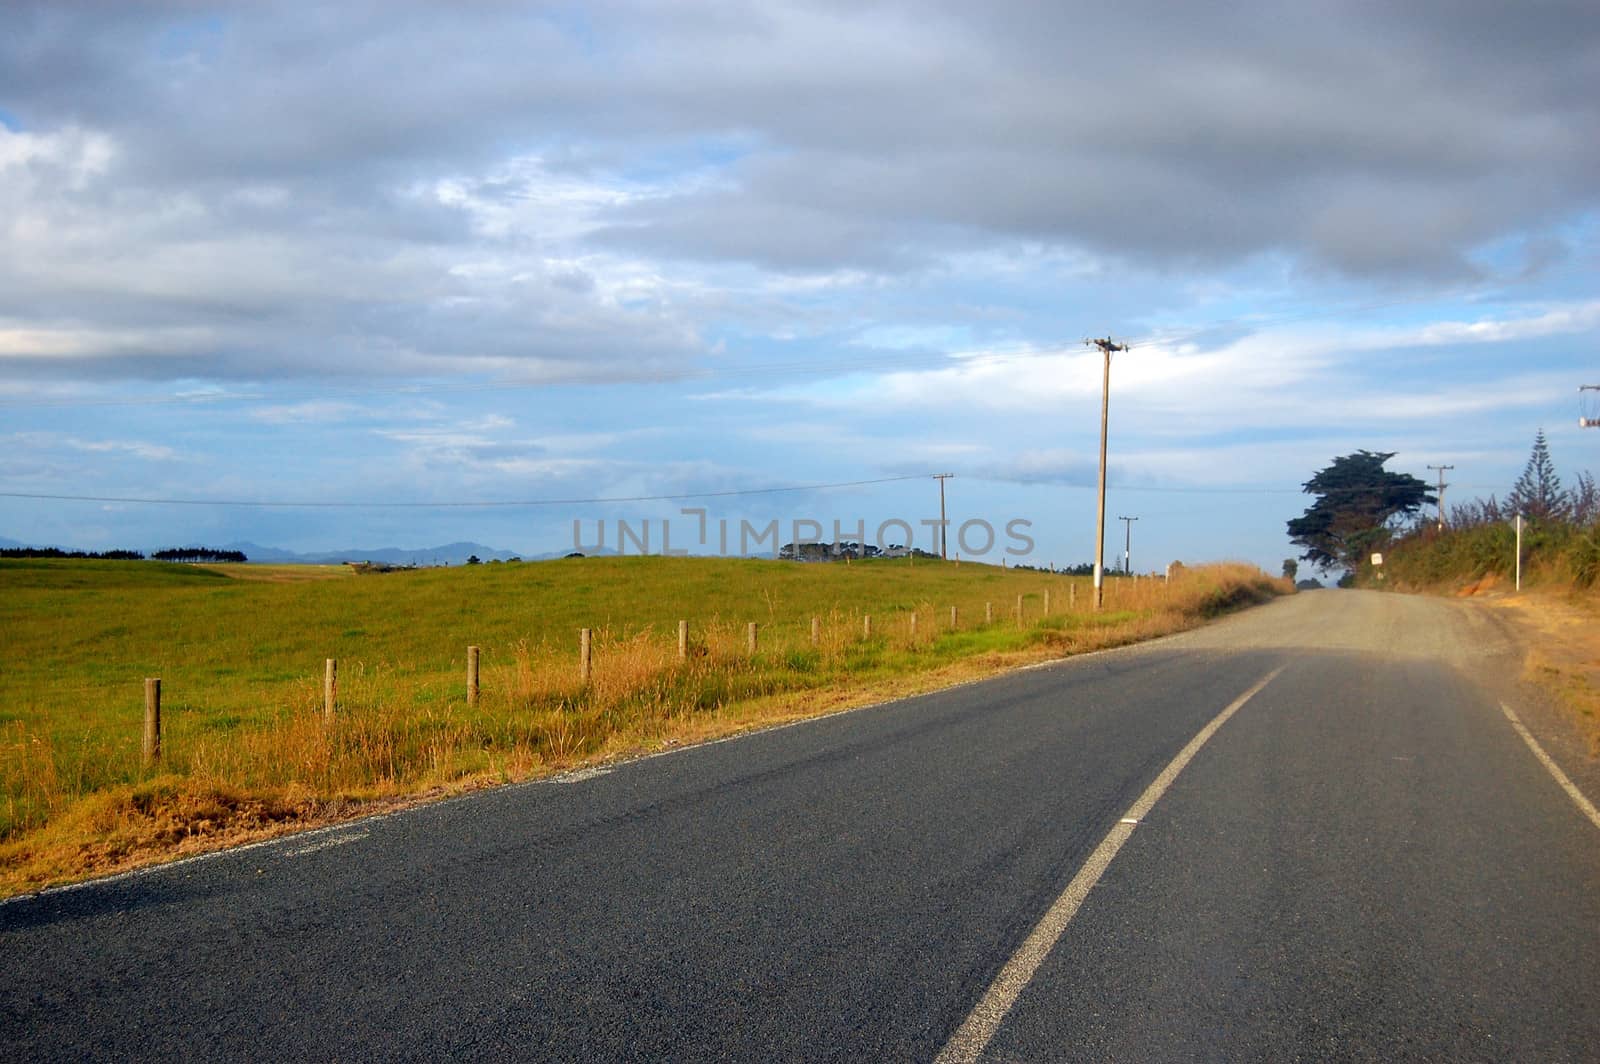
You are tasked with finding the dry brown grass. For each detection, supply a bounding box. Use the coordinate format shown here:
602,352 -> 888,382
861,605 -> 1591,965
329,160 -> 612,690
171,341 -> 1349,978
1490,589 -> 1600,755
208,563 -> 355,583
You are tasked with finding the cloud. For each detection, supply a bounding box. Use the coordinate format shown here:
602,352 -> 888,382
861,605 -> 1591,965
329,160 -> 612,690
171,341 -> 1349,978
6,431 -> 178,462
65,437 -> 178,461
1405,300 -> 1600,346
247,400 -> 365,425
367,413 -> 656,483
582,1 -> 1600,278
0,123 -> 113,184
726,298 -> 1597,434
0,0 -> 1592,398
0,321 -> 217,360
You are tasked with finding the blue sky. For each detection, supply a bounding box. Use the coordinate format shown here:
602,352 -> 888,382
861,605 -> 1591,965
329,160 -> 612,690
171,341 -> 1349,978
2,1 -> 1597,571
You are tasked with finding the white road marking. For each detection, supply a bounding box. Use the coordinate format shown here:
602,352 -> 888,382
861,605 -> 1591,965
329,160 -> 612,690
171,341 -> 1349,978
1500,702 -> 1600,831
281,831 -> 368,857
935,666 -> 1286,1064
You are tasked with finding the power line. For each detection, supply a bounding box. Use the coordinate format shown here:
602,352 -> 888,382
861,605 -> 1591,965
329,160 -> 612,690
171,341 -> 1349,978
0,474 -> 932,510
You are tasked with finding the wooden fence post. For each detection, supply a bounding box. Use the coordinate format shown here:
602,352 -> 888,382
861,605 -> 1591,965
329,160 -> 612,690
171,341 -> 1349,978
950,605 -> 958,629
143,678 -> 161,765
678,620 -> 689,661
1070,583 -> 1077,609
863,614 -> 873,639
985,602 -> 993,625
810,617 -> 820,645
747,621 -> 758,656
909,612 -> 918,639
324,659 -> 337,722
1016,594 -> 1024,623
1044,588 -> 1051,614
467,645 -> 480,706
580,628 -> 592,685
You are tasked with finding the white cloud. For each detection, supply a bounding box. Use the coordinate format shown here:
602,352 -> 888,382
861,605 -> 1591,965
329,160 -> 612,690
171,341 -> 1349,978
6,431 -> 178,462
248,400 -> 365,425
1403,300 -> 1600,346
729,299 -> 1597,436
0,125 -> 114,187
429,155 -> 654,244
0,321 -> 217,360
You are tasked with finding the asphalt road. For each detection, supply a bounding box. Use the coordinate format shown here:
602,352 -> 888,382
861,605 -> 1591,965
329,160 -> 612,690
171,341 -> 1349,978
4,590 -> 1598,1062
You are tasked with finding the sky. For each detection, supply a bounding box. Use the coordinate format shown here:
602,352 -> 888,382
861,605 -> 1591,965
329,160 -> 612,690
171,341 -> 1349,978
2,0 -> 1597,572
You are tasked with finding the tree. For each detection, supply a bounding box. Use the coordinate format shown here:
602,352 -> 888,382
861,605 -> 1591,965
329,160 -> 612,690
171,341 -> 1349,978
466,554 -> 482,565
1281,558 -> 1298,580
152,546 -> 247,563
1505,428 -> 1571,522
1571,471 -> 1598,528
1287,450 -> 1434,573
1449,495 -> 1504,529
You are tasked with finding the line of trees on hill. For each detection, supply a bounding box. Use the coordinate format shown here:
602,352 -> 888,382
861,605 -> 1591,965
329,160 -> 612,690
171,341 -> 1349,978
150,547 -> 249,563
0,547 -> 146,560
1,546 -> 248,563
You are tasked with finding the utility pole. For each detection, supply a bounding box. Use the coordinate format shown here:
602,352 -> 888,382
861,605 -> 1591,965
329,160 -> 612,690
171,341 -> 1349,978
1427,464 -> 1454,531
933,473 -> 954,560
1085,336 -> 1128,610
1582,385 -> 1599,428
1118,515 -> 1139,575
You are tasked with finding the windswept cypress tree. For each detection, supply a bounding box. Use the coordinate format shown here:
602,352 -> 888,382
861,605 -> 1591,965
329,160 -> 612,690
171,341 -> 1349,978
1287,450 -> 1434,572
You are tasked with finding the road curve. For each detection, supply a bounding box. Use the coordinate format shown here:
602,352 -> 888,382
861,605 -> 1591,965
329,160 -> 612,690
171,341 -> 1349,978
3,590 -> 1598,1061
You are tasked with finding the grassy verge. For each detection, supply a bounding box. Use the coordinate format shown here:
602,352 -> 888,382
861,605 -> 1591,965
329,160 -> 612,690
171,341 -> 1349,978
0,556 -> 1281,895
1488,591 -> 1600,757
1382,521 -> 1600,592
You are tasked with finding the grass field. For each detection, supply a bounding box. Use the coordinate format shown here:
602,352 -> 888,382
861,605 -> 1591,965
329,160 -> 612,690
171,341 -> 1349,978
0,555 -> 1281,894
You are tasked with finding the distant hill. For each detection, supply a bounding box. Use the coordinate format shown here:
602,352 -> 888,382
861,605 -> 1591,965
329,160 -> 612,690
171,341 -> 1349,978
2,535 -> 620,566
2,537 -> 536,566
220,541 -> 536,566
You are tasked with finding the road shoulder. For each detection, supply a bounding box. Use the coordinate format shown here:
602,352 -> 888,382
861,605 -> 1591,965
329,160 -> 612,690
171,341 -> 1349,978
1469,591 -> 1600,812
